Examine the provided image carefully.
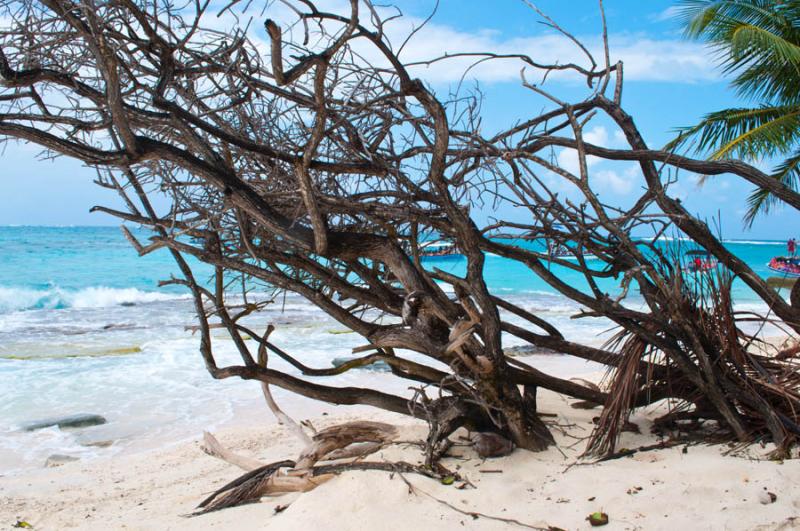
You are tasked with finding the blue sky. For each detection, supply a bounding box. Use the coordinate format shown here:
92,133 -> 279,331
0,0 -> 796,240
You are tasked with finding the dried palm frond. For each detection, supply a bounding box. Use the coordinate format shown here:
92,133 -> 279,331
585,329 -> 652,456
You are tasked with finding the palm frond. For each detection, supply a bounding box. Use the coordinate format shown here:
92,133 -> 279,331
679,1 -> 788,41
670,104 -> 800,159
678,0 -> 800,103
729,24 -> 800,65
708,106 -> 800,159
744,148 -> 800,226
671,1 -> 800,221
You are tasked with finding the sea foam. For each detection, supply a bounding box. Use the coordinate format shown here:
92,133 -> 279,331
0,285 -> 185,313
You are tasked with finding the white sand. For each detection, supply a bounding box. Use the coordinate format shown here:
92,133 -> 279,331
2,388 -> 800,531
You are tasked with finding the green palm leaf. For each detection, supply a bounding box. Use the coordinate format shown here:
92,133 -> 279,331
670,0 -> 800,223
709,106 -> 800,159
744,148 -> 800,225
670,105 -> 800,158
730,25 -> 800,65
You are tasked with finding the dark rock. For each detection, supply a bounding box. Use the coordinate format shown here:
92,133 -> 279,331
45,454 -> 79,467
331,357 -> 391,372
81,440 -> 114,448
24,414 -> 107,431
759,490 -> 777,504
471,432 -> 514,458
571,400 -> 600,410
503,345 -> 558,357
102,323 -> 137,330
622,420 -> 640,433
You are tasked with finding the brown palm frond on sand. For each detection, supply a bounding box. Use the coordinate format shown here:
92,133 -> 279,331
197,459 -> 297,513
587,266 -> 800,457
197,421 -> 420,514
585,329 -> 652,456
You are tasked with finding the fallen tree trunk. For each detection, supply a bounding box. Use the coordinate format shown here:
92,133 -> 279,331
1,0 -> 799,478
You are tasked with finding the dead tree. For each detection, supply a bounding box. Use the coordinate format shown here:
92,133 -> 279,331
1,0 -> 799,466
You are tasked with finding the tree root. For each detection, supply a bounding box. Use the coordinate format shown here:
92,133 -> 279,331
591,440 -> 683,463
196,364 -> 499,515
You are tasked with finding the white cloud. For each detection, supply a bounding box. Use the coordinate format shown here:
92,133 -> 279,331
203,2 -> 718,87
391,30 -> 718,85
556,126 -> 609,175
585,126 -> 610,146
592,164 -> 640,195
545,127 -> 641,196
613,130 -> 628,145
610,37 -> 715,82
650,6 -> 683,23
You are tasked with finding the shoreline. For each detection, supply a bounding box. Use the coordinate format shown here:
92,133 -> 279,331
0,344 -> 608,474
1,332 -> 791,476
3,388 -> 799,530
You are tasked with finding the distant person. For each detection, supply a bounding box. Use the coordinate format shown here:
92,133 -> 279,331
789,238 -> 797,257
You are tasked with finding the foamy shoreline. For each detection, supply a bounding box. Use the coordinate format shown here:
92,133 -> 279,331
3,387 -> 799,531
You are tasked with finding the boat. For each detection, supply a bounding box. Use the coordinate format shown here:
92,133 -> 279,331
546,241 -> 597,261
683,249 -> 718,273
767,256 -> 800,277
419,240 -> 460,258
547,241 -> 570,257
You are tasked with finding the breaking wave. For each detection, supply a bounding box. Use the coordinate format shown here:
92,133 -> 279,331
0,285 -> 186,313
724,239 -> 784,246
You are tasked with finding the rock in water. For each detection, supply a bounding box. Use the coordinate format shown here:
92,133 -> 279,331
45,454 -> 79,467
24,413 -> 107,431
81,439 -> 114,448
331,357 -> 391,372
471,432 -> 515,458
571,400 -> 600,410
503,345 -> 557,357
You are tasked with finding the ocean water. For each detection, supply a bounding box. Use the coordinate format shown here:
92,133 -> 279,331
0,226 -> 790,472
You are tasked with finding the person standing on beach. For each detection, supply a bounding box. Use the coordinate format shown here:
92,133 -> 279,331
789,238 -> 797,257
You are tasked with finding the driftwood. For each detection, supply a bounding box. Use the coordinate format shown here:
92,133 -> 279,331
198,420 -> 409,513
197,460 -> 452,514
294,421 -> 397,469
256,327 -> 313,447
201,432 -> 266,473
1,0 -> 800,498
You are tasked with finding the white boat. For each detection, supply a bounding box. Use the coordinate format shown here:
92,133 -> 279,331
546,241 -> 597,261
420,241 -> 460,258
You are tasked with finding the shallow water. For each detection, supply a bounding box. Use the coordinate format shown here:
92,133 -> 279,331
0,227 -> 791,472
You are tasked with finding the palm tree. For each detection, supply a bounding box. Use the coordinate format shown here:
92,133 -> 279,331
669,0 -> 800,225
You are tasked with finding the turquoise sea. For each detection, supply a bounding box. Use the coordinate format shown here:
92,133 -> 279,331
0,226 -> 791,472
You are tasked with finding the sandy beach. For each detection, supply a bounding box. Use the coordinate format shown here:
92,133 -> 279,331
3,387 -> 799,531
